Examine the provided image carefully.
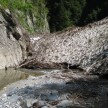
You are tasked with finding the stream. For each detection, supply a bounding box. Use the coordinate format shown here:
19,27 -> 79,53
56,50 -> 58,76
0,68 -> 45,91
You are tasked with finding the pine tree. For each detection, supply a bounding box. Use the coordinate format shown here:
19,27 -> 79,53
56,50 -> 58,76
56,0 -> 72,31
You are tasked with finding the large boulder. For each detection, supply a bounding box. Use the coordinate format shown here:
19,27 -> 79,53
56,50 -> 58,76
0,8 -> 30,69
33,17 -> 108,74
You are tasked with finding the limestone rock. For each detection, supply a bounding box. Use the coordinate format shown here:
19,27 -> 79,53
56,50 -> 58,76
0,8 -> 30,69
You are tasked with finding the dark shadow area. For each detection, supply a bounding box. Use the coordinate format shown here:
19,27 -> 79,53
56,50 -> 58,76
60,62 -> 84,71
12,31 -> 21,40
99,73 -> 108,80
79,0 -> 108,26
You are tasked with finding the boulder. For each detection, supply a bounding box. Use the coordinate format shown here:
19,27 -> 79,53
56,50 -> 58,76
33,17 -> 108,74
0,7 -> 30,69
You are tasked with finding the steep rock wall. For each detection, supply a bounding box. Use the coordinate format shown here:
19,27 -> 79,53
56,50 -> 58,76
0,8 -> 30,69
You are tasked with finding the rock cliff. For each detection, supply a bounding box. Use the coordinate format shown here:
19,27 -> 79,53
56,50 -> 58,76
32,17 -> 108,75
0,7 -> 30,69
14,0 -> 50,33
0,0 -> 50,33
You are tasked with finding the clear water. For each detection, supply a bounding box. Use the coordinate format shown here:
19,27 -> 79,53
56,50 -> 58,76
0,68 -> 44,90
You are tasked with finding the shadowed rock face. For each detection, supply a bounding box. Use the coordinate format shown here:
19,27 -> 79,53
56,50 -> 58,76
0,8 -> 30,69
33,17 -> 108,75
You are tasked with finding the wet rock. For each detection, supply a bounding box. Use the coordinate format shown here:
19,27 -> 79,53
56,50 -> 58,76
8,94 -> 19,103
56,100 -> 73,108
57,99 -> 88,108
38,101 -> 46,107
26,99 -> 36,108
41,106 -> 49,108
40,91 -> 59,101
19,97 -> 27,108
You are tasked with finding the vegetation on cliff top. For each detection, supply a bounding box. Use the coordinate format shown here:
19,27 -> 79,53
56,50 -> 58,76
0,0 -> 49,33
0,0 -> 108,33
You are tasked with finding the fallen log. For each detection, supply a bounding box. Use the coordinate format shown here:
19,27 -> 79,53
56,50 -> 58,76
16,58 -> 36,69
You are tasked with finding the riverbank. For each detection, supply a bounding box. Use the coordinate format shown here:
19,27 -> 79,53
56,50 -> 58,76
0,69 -> 108,108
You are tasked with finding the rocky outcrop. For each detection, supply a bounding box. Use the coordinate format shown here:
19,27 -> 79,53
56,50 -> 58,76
12,0 -> 50,33
0,0 -> 50,34
32,18 -> 108,75
0,8 -> 30,69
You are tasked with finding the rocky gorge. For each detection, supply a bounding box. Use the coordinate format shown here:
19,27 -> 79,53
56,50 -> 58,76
0,6 -> 108,108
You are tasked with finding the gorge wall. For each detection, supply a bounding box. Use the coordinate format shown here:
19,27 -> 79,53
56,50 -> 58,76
0,7 -> 30,69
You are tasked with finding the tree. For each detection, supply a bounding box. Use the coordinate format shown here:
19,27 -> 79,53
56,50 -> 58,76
55,0 -> 72,31
47,0 -> 108,32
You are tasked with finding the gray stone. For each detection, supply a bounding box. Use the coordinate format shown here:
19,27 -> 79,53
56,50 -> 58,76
0,7 -> 30,69
38,101 -> 46,107
8,94 -> 19,102
42,106 -> 49,108
25,99 -> 38,108
57,100 -> 73,108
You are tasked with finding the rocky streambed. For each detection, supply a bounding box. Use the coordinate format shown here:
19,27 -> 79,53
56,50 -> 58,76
0,69 -> 108,108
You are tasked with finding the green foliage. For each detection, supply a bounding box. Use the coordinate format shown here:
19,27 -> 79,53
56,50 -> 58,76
0,0 -> 8,8
57,4 -> 71,30
47,0 -> 108,32
78,0 -> 108,25
0,0 -> 48,33
47,0 -> 86,32
0,0 -> 108,33
0,0 -> 32,10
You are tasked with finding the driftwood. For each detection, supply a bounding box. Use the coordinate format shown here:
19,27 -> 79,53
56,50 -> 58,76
16,58 -> 36,69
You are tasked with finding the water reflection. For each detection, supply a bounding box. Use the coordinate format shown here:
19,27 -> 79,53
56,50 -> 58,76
0,68 -> 43,90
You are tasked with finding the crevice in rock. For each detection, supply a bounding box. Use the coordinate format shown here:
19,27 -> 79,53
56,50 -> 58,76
60,62 -> 84,71
6,27 -> 10,39
99,73 -> 108,80
0,8 -> 16,27
12,31 -> 21,40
